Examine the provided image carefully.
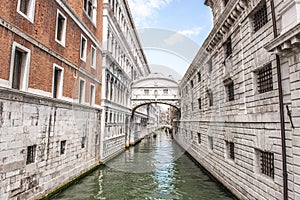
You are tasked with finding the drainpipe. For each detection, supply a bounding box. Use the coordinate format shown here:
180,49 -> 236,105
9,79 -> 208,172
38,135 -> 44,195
270,1 -> 288,200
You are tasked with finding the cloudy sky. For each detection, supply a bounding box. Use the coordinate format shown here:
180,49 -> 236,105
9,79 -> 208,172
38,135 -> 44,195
128,0 -> 213,78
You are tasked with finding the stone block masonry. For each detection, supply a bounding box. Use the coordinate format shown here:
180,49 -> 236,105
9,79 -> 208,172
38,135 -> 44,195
0,87 -> 101,200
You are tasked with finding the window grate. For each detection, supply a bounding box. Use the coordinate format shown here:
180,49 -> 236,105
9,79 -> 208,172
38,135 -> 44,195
260,151 -> 274,178
197,132 -> 201,144
227,81 -> 234,101
257,63 -> 273,93
227,142 -> 235,160
60,140 -> 66,155
224,0 -> 229,6
197,72 -> 201,82
207,90 -> 213,107
26,145 -> 36,164
253,3 -> 268,32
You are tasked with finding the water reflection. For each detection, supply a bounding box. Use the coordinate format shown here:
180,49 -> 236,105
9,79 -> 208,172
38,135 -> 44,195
52,132 -> 236,200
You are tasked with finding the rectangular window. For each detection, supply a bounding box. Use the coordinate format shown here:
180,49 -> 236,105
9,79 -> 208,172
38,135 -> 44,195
198,98 -> 201,109
224,36 -> 232,58
91,46 -> 96,68
60,140 -> 66,155
95,134 -> 99,144
197,132 -> 201,144
105,111 -> 108,123
207,90 -> 213,106
226,141 -> 235,160
226,81 -> 234,101
79,78 -> 86,104
10,42 -> 31,91
81,136 -> 86,148
163,89 -> 168,94
52,65 -> 64,98
55,10 -> 67,46
80,35 -> 87,62
90,84 -> 95,106
190,80 -> 194,88
17,0 -> 36,22
208,136 -> 213,150
224,0 -> 229,6
197,72 -> 201,82
259,150 -> 274,178
26,145 -> 36,164
253,2 -> 268,32
144,89 -> 149,95
257,63 -> 273,93
83,0 -> 97,23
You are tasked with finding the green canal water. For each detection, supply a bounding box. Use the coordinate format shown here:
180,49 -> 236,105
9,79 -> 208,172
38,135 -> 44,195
51,132 -> 236,200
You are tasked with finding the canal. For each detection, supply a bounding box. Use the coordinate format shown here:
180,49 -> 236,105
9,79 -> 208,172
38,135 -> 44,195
51,132 -> 236,200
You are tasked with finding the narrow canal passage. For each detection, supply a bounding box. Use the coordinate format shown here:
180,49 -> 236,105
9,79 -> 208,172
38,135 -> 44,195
52,132 -> 236,200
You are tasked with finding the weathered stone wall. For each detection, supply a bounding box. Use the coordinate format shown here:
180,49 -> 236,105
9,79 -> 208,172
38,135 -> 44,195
0,88 -> 101,199
176,0 -> 300,200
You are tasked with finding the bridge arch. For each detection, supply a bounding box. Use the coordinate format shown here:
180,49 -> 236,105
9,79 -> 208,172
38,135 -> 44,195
131,73 -> 180,112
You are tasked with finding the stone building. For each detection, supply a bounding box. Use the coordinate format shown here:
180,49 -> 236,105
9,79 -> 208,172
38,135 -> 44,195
0,0 -> 103,199
175,0 -> 300,199
100,0 -> 151,160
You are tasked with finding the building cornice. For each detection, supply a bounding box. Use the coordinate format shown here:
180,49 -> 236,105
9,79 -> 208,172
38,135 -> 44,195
205,0 -> 248,53
265,23 -> 300,54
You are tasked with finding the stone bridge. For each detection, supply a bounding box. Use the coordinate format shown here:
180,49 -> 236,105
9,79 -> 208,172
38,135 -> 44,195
131,73 -> 180,113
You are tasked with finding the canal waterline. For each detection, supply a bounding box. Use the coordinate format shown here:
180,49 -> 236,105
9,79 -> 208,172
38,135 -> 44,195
51,132 -> 237,200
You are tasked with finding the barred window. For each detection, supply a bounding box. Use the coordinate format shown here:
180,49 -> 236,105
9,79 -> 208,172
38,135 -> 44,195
253,2 -> 268,32
208,136 -> 213,150
60,140 -> 66,155
207,90 -> 213,106
226,81 -> 234,101
197,132 -> 201,144
260,151 -> 274,178
224,36 -> 232,58
197,72 -> 201,82
257,63 -> 273,93
26,145 -> 36,164
224,0 -> 229,6
81,136 -> 86,148
226,142 -> 234,160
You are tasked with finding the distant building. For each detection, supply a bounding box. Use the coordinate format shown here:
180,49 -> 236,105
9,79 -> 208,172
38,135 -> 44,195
0,0 -> 103,199
176,0 -> 300,200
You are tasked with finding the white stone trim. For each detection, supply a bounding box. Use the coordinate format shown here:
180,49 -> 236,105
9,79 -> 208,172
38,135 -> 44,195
27,88 -> 52,98
89,83 -> 95,106
55,9 -> 67,47
9,41 -> 31,92
0,78 -> 10,88
17,0 -> 36,23
78,77 -> 86,104
91,45 -> 96,69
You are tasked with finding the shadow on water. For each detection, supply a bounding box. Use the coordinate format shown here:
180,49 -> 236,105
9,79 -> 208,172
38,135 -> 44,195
51,132 -> 237,200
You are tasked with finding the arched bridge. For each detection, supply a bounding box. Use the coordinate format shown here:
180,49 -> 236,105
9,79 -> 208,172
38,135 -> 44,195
131,73 -> 180,112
